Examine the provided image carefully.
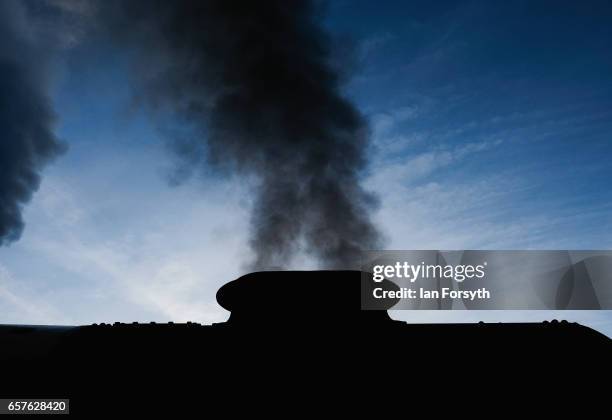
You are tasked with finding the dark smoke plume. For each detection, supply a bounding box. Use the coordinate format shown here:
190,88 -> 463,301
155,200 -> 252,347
0,1 -> 65,245
104,0 -> 382,269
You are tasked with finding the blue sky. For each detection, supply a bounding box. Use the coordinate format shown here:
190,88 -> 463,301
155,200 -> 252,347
1,0 -> 612,335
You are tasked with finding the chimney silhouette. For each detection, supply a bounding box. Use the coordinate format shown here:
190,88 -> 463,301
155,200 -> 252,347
216,270 -> 399,326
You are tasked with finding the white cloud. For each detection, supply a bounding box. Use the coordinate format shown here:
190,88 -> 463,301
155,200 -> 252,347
1,156 -> 254,324
0,263 -> 69,324
367,139 -> 501,193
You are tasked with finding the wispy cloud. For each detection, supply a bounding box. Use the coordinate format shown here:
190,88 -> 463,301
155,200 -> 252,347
1,164 -> 253,324
359,31 -> 396,58
367,139 -> 502,190
362,103 -> 612,336
0,263 -> 69,324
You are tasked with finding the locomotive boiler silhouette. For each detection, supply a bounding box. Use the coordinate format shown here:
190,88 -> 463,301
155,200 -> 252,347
0,270 -> 610,414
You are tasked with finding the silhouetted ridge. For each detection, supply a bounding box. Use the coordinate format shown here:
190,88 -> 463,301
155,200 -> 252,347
0,270 -> 610,413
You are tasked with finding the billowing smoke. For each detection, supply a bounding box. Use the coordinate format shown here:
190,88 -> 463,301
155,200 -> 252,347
103,0 -> 382,269
0,1 -> 66,245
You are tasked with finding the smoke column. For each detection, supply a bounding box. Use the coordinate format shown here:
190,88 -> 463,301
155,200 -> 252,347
105,0 -> 382,269
0,1 -> 65,245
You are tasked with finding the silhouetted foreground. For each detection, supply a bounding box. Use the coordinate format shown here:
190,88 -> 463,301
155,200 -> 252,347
1,271 -> 610,414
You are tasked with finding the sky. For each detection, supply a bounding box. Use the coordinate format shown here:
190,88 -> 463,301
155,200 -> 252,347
1,0 -> 612,335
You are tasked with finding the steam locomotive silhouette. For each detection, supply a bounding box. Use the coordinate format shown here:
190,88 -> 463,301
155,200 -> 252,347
1,271 -> 610,414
